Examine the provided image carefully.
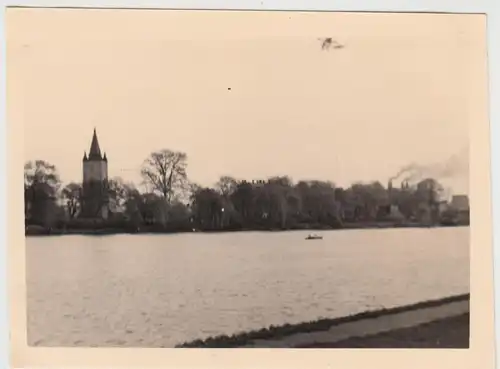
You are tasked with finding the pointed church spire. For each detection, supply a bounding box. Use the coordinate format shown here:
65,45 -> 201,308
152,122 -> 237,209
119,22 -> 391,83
88,127 -> 102,160
83,151 -> 88,161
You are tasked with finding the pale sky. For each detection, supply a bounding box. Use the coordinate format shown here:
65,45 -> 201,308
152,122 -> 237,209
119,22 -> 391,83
7,9 -> 482,194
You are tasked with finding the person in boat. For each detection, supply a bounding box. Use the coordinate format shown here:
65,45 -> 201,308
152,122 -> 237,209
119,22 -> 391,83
306,233 -> 322,240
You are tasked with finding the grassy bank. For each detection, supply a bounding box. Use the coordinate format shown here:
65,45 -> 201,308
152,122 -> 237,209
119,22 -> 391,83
176,293 -> 470,348
297,313 -> 469,348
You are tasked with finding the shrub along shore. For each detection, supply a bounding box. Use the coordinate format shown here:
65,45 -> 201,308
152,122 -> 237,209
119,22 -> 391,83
25,221 -> 467,236
176,293 -> 470,348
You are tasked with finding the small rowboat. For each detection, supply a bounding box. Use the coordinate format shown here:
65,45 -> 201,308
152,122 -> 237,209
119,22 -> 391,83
305,233 -> 323,240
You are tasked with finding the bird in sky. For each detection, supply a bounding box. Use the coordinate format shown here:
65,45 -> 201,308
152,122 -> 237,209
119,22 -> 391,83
319,37 -> 345,50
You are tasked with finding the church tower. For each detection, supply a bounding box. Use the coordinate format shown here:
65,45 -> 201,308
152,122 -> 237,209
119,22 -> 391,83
81,128 -> 109,219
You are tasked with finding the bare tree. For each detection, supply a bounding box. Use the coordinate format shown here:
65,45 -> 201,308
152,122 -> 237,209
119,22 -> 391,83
108,177 -> 135,212
215,176 -> 238,197
141,149 -> 188,202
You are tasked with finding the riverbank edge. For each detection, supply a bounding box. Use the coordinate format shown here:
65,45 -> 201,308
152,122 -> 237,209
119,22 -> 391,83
295,312 -> 469,348
25,223 -> 469,237
175,293 -> 470,348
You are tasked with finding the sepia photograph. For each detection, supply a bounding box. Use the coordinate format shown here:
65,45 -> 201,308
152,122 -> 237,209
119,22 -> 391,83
6,6 -> 490,357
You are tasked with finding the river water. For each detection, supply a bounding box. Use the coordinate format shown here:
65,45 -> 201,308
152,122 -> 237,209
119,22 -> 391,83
26,227 -> 469,347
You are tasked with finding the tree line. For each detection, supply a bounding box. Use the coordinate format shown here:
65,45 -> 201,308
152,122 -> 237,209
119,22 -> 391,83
24,148 -> 465,233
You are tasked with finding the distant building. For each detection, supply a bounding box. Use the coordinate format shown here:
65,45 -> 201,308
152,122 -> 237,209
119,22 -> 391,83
339,203 -> 357,221
81,128 -> 110,219
387,204 -> 405,221
449,194 -> 470,225
450,195 -> 469,211
240,179 -> 269,187
374,203 -> 405,222
438,201 -> 449,213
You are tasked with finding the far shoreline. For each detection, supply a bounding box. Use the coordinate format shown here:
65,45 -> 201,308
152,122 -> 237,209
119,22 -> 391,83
25,222 -> 470,237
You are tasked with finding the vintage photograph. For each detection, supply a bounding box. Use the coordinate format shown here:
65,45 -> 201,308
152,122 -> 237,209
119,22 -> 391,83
9,8 -> 475,349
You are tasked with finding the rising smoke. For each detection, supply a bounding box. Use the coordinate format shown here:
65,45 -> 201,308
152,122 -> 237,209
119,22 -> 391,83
389,145 -> 469,186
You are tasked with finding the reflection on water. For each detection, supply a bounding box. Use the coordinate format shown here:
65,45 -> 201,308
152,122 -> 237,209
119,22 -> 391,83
26,227 -> 469,347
